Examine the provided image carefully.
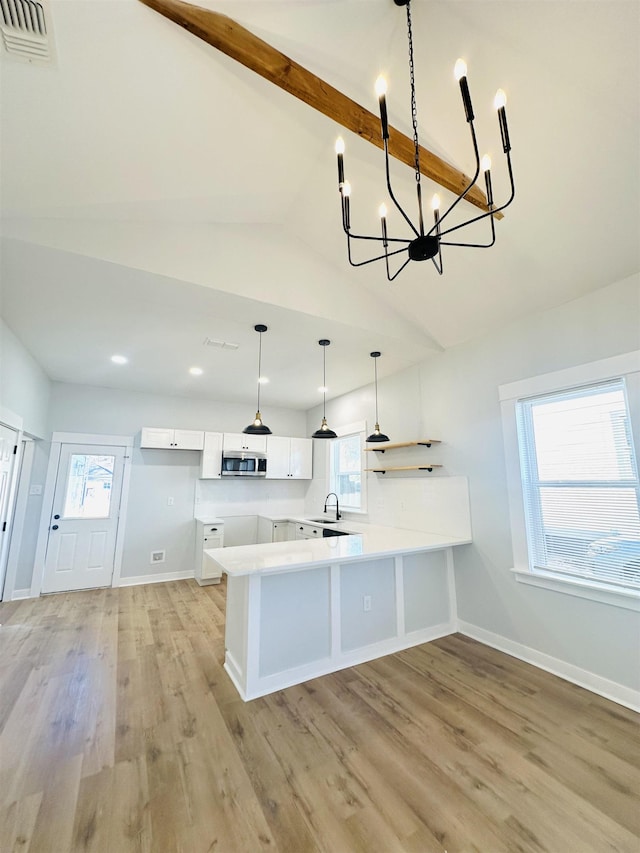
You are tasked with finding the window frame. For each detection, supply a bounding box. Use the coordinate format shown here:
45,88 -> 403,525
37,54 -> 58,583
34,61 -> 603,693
327,420 -> 367,515
500,351 -> 640,611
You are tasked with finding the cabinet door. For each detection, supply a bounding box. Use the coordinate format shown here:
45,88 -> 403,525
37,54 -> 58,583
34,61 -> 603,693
140,427 -> 174,449
265,436 -> 290,479
223,433 -> 266,453
201,536 -> 223,579
272,522 -> 292,542
173,429 -> 204,450
288,437 -> 313,479
200,432 -> 223,478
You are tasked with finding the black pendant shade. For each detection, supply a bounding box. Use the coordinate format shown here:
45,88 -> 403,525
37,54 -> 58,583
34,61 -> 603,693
366,351 -> 390,443
243,324 -> 272,435
312,339 -> 337,439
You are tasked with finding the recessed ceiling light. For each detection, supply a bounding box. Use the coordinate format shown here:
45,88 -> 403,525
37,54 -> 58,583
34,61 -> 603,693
189,367 -> 204,376
318,385 -> 328,393
111,355 -> 128,365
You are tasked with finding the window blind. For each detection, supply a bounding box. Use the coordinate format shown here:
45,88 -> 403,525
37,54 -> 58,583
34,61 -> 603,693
516,379 -> 640,589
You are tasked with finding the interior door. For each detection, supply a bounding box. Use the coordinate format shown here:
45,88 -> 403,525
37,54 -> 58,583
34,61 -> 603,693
42,443 -> 126,593
0,424 -> 18,598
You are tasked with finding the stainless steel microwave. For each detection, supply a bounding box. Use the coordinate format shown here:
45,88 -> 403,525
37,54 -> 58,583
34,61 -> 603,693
221,450 -> 267,477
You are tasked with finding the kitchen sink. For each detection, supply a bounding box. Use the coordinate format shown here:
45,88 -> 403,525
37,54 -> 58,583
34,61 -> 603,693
307,517 -> 338,524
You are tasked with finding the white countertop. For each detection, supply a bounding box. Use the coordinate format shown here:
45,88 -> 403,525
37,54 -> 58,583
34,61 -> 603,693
204,523 -> 470,577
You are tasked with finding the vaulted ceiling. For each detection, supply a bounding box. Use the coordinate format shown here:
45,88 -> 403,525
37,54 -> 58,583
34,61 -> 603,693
1,0 -> 638,410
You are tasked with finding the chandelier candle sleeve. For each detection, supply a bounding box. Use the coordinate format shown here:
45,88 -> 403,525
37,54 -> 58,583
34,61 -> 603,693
495,90 -> 511,153
482,156 -> 494,206
376,76 -> 390,140
454,59 -> 474,123
335,137 -> 345,184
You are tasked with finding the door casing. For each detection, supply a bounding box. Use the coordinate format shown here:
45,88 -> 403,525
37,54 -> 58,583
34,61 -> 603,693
33,432 -> 133,597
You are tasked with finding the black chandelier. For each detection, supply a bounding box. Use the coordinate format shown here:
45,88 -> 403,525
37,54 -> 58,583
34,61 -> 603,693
335,0 -> 515,279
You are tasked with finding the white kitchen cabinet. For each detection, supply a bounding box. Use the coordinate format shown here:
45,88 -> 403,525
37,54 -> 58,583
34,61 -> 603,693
294,522 -> 322,540
223,433 -> 267,453
195,519 -> 225,585
272,521 -> 295,542
200,431 -> 223,478
141,427 -> 204,450
266,436 -> 313,479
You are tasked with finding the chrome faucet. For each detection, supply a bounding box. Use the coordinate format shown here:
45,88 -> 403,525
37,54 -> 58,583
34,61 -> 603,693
324,492 -> 341,521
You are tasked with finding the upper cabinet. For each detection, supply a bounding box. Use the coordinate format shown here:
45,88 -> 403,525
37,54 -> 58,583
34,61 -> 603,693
140,427 -> 204,450
200,431 -> 224,479
222,433 -> 267,453
266,436 -> 313,479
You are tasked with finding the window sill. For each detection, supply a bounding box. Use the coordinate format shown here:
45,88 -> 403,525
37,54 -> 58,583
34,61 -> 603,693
511,568 -> 640,612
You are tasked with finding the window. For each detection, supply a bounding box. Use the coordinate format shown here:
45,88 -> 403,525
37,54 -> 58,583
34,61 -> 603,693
329,429 -> 365,512
63,453 -> 116,519
516,379 -> 640,590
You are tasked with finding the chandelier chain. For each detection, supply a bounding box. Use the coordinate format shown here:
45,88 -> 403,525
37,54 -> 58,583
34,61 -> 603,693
406,1 -> 421,188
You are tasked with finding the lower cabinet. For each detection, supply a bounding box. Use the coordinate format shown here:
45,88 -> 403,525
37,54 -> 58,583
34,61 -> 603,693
195,520 -> 225,585
295,523 -> 322,540
272,521 -> 294,542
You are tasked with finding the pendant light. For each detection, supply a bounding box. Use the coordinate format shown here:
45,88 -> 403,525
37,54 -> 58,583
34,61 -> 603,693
366,351 -> 390,443
243,324 -> 272,435
312,339 -> 337,439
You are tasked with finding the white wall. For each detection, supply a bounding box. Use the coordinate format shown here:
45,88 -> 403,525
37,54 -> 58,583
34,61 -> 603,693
0,317 -> 52,596
0,317 -> 50,439
44,382 -> 307,583
309,273 -> 640,695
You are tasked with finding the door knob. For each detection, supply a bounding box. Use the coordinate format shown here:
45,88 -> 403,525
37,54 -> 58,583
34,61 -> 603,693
51,524 -> 59,530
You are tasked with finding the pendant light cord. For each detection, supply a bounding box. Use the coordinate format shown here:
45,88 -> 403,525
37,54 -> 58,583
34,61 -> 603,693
256,330 -> 263,412
374,355 -> 380,422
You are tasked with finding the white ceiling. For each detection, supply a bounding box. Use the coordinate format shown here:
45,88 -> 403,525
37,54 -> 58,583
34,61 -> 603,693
1,0 -> 638,411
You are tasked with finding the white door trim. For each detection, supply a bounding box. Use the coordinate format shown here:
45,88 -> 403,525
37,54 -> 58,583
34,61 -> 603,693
1,438 -> 33,601
0,422 -> 23,600
32,433 -> 133,597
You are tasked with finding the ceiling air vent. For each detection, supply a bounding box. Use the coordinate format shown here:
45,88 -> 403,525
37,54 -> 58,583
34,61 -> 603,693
203,337 -> 239,351
0,0 -> 55,65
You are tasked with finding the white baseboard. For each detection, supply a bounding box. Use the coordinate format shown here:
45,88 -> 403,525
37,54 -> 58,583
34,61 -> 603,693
117,570 -> 194,588
11,588 -> 32,600
458,620 -> 640,713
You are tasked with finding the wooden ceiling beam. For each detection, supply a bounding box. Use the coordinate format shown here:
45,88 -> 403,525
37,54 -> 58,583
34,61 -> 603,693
138,0 -> 502,218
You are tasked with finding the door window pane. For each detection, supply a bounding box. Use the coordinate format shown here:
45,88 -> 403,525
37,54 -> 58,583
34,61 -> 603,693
63,454 -> 115,519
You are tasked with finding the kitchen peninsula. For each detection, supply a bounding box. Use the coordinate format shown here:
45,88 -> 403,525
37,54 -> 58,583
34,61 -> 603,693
204,519 -> 471,701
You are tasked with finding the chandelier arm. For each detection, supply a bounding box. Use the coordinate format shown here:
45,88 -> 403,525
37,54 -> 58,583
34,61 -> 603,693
384,139 -> 421,238
339,189 -> 412,244
347,238 -> 410,268
437,152 -> 515,238
426,121 -> 481,237
342,222 -> 411,245
386,255 -> 412,281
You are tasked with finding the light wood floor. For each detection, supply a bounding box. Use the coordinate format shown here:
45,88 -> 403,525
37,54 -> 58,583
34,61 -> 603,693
0,580 -> 638,853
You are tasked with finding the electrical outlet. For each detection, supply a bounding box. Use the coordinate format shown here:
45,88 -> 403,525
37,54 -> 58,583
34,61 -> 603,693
150,550 -> 165,564
167,496 -> 174,506
363,595 -> 372,612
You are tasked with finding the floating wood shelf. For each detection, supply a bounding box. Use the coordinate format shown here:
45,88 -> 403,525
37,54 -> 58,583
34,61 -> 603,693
364,440 -> 441,452
365,465 -> 443,474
